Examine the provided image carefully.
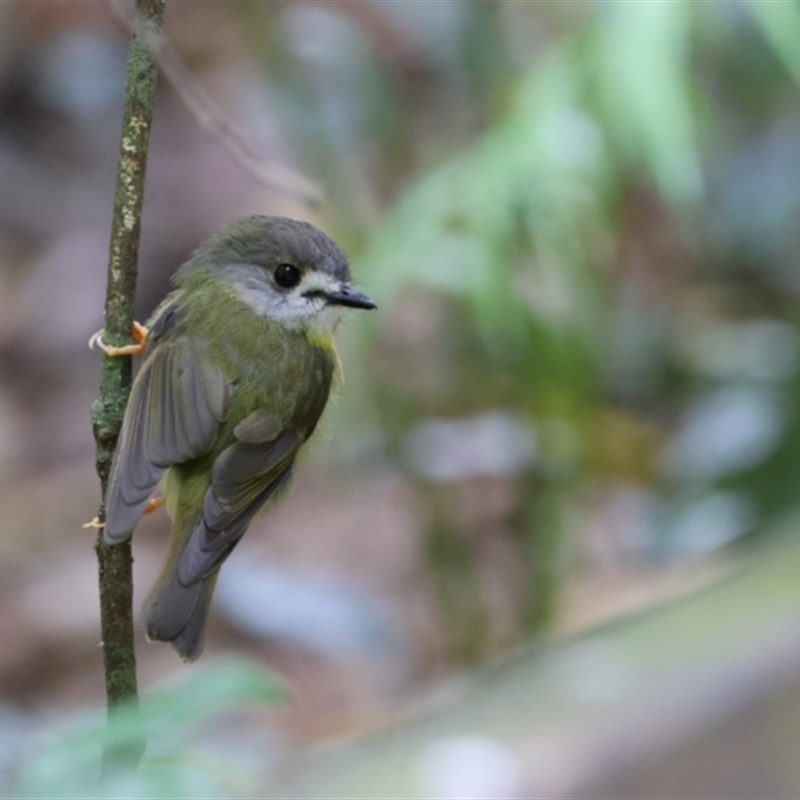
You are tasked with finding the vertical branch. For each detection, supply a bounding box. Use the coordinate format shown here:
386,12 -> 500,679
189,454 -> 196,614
90,0 -> 165,770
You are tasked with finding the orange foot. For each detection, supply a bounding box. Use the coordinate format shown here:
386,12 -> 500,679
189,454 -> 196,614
89,321 -> 149,356
143,496 -> 166,515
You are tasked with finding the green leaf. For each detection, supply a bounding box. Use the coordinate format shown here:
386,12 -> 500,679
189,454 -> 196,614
594,0 -> 702,204
745,0 -> 800,87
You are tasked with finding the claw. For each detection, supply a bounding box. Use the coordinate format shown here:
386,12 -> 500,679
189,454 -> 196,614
83,516 -> 104,530
88,329 -> 105,350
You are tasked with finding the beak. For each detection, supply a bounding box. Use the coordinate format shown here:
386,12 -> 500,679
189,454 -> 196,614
326,286 -> 377,310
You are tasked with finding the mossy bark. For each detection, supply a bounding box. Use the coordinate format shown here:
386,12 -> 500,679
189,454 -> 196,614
89,0 -> 165,773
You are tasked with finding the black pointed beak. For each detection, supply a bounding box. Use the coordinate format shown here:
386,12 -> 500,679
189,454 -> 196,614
326,287 -> 377,310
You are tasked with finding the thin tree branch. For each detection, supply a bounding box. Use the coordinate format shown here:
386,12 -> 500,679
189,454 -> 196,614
90,0 -> 165,774
110,0 -> 325,208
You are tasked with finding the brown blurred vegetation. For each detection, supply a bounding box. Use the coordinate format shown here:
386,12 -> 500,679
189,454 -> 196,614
2,0 -> 800,796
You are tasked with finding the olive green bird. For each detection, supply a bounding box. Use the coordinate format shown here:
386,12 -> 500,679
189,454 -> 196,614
100,216 -> 375,661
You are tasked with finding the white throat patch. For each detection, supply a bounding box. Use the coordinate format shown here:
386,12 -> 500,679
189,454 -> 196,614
232,266 -> 345,333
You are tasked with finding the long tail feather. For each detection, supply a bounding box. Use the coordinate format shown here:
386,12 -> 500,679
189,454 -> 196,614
143,567 -> 218,662
142,507 -> 220,661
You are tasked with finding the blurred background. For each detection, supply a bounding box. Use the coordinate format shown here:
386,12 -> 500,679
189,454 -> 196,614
3,0 -> 800,796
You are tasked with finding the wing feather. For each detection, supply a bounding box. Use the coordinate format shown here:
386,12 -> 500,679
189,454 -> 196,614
177,426 -> 300,584
104,304 -> 229,543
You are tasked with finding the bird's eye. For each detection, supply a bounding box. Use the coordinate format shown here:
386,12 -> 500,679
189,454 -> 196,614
274,263 -> 301,289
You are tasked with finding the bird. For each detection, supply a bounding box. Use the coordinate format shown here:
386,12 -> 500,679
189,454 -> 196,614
96,215 -> 375,661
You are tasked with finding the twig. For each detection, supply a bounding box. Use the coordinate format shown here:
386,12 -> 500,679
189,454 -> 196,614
90,0 -> 165,774
110,0 -> 325,209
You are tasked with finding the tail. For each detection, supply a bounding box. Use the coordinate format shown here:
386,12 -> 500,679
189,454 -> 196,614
143,569 -> 218,662
142,509 -> 219,662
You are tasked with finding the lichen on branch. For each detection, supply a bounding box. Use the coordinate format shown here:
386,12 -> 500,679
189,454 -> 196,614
90,0 -> 166,773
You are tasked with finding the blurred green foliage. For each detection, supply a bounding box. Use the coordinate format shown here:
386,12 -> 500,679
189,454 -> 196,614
15,660 -> 284,798
239,0 -> 800,652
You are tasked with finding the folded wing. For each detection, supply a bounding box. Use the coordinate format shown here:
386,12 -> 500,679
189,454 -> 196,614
104,303 -> 229,543
177,413 -> 300,585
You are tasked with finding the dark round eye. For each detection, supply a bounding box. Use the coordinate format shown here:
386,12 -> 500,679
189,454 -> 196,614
274,263 -> 301,289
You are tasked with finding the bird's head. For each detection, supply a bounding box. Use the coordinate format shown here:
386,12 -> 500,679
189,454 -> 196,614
180,216 -> 375,335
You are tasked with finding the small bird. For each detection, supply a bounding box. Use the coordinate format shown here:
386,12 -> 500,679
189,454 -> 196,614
99,216 -> 375,661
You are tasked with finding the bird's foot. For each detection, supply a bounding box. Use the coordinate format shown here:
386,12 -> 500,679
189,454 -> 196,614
83,516 -> 104,530
89,321 -> 149,356
143,495 -> 166,515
